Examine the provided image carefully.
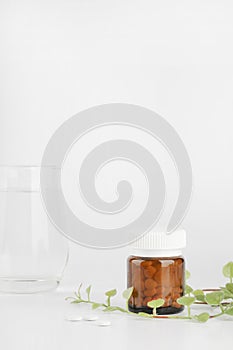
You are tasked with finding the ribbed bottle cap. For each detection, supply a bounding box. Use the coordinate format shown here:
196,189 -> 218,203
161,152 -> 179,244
132,229 -> 186,257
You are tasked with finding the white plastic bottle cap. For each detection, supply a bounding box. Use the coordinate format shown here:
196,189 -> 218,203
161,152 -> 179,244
132,229 -> 186,257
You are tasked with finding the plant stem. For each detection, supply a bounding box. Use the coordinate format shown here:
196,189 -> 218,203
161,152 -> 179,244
71,298 -> 108,308
202,288 -> 221,292
209,312 -> 224,319
187,305 -> 191,318
219,304 -> 225,313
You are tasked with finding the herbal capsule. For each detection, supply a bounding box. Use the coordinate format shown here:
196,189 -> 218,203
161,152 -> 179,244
127,230 -> 186,315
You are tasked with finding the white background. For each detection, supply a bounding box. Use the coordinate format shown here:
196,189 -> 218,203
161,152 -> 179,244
0,1 -> 233,349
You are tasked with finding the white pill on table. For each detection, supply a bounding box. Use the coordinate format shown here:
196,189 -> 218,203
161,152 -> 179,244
84,315 -> 99,321
65,315 -> 83,322
96,320 -> 112,327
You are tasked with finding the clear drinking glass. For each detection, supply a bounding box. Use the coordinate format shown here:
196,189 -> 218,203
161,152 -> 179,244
0,166 -> 69,293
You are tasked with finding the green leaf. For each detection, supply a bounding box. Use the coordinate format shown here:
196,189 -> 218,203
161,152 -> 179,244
122,287 -> 134,301
192,289 -> 205,302
226,283 -> 233,294
225,307 -> 233,316
194,313 -> 210,323
185,270 -> 191,280
222,288 -> 233,299
92,303 -> 102,310
223,262 -> 233,280
76,283 -> 83,298
177,296 -> 195,307
195,295 -> 206,302
185,285 -> 193,295
85,285 -> 92,300
138,312 -> 153,318
105,289 -> 117,298
193,289 -> 204,296
71,300 -> 82,304
205,291 -> 224,306
147,299 -> 165,309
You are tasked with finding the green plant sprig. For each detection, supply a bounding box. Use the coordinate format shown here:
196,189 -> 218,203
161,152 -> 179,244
65,284 -> 134,314
66,261 -> 233,323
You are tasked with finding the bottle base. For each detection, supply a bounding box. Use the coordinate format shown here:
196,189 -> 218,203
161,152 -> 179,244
128,304 -> 184,315
0,277 -> 60,294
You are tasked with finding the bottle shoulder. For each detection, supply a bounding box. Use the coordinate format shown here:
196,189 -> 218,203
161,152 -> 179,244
128,254 -> 184,262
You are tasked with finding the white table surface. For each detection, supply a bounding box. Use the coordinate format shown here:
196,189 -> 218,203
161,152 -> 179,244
1,286 -> 232,350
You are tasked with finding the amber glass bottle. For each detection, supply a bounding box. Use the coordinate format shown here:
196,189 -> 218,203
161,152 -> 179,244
127,230 -> 186,315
